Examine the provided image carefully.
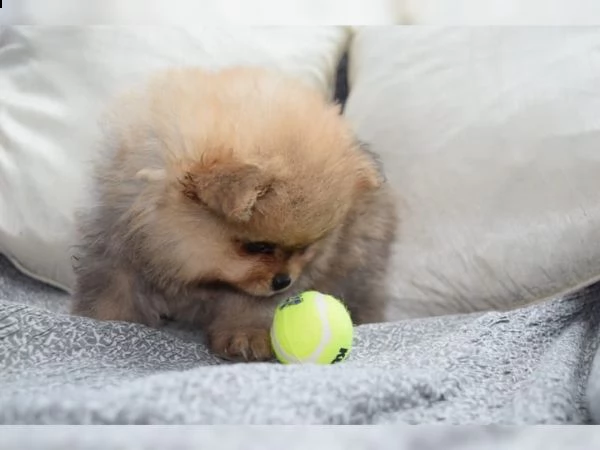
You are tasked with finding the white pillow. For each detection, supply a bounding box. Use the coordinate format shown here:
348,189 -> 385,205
0,26 -> 349,292
345,27 -> 600,319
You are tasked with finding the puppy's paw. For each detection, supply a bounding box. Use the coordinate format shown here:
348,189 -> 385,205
208,327 -> 274,362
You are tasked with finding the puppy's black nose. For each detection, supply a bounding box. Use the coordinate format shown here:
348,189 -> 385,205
272,273 -> 292,291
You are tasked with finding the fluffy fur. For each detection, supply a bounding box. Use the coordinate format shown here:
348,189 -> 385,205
72,67 -> 398,361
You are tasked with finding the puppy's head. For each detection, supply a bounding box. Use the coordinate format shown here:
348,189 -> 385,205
134,67 -> 382,296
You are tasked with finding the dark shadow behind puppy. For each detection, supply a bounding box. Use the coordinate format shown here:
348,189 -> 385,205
72,67 -> 398,361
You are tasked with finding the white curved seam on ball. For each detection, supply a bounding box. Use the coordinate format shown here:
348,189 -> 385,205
271,321 -> 301,364
306,293 -> 331,363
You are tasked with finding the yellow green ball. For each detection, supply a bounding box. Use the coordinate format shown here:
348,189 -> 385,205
270,291 -> 354,364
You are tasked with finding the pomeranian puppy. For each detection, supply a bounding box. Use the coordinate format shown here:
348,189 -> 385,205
72,67 -> 398,361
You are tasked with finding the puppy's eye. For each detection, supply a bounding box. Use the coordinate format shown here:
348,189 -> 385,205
243,242 -> 276,255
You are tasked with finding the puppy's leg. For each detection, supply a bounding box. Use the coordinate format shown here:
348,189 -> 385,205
72,264 -> 163,327
340,272 -> 388,324
204,294 -> 276,362
316,266 -> 387,325
328,189 -> 397,325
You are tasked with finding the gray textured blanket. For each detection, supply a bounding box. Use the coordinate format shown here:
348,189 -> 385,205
2,255 -> 600,425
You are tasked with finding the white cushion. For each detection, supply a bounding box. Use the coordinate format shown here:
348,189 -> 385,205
401,0 -> 600,24
14,0 -> 396,25
0,26 -> 349,291
345,27 -> 600,319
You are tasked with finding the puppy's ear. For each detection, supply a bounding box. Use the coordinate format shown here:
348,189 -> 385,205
181,160 -> 272,222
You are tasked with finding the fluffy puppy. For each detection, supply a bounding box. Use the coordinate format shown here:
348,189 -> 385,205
72,67 -> 398,361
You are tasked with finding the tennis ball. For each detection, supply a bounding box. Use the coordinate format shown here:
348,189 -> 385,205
270,291 -> 353,364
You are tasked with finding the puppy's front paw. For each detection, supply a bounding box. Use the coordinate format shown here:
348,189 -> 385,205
208,328 -> 273,362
